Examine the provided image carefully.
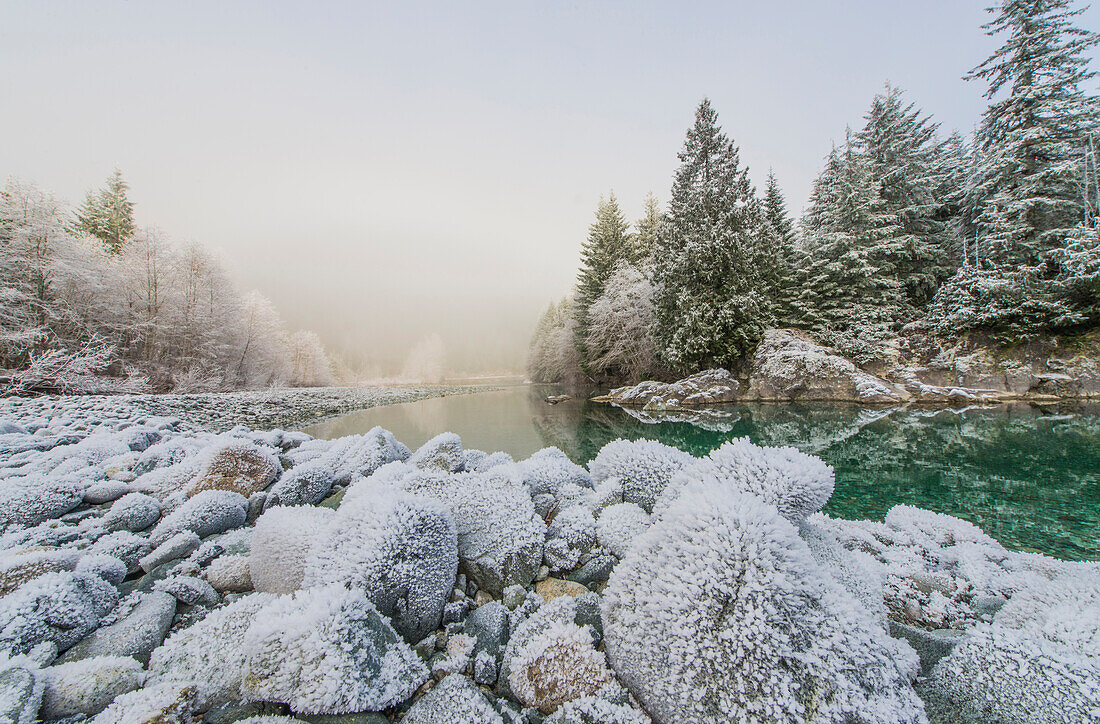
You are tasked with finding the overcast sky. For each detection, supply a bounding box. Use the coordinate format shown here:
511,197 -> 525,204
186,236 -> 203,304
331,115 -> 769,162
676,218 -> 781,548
4,1 -> 1093,374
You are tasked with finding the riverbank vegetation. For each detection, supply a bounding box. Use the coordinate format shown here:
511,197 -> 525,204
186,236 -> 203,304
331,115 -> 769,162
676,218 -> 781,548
529,0 -> 1100,388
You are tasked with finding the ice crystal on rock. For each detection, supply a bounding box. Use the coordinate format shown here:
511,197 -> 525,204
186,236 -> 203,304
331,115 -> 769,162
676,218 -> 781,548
0,474 -> 84,533
409,432 -> 465,472
185,440 -> 280,498
402,673 -> 504,724
588,439 -> 692,513
302,488 -> 457,643
595,503 -> 650,559
544,506 -> 596,572
655,437 -> 834,524
101,492 -> 161,533
39,655 -> 145,718
92,680 -> 196,724
0,571 -> 118,654
603,486 -> 925,724
241,585 -> 428,714
148,489 -> 247,547
518,448 -> 592,517
250,506 -> 334,594
290,427 -> 409,483
0,549 -> 80,596
264,462 -> 333,508
509,620 -> 614,714
146,592 -> 275,710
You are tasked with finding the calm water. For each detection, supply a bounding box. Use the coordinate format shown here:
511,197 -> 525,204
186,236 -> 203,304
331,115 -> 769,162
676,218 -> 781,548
303,386 -> 1100,561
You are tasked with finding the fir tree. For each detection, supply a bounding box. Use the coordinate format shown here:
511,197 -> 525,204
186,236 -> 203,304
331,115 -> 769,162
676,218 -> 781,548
651,99 -> 773,370
632,193 -> 663,263
573,193 -> 632,369
762,170 -> 795,244
72,168 -> 136,255
761,170 -> 800,326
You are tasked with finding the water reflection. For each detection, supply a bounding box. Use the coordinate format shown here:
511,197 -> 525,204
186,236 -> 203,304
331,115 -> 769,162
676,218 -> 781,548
302,386 -> 1100,560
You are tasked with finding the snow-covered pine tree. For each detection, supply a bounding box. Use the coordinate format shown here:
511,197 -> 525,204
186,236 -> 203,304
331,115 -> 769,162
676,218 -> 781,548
632,193 -> 662,263
761,170 -> 801,327
72,168 -> 136,255
933,131 -> 976,268
573,193 -> 633,372
651,99 -> 774,371
797,135 -> 903,359
855,85 -> 954,317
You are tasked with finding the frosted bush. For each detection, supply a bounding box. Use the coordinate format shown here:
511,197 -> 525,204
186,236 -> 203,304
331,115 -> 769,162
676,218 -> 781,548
602,486 -> 924,724
0,571 -> 118,654
265,461 -> 333,508
302,488 -> 457,642
250,506 -> 334,594
0,474 -> 84,533
596,503 -> 650,559
146,592 -> 275,710
409,432 -> 465,472
923,624 -> 1100,723
588,439 -> 693,513
402,673 -> 504,724
185,439 -> 280,498
655,438 -> 834,524
509,620 -> 613,714
544,505 -> 596,571
148,489 -> 247,546
241,584 -> 428,714
101,492 -> 161,532
39,655 -> 145,718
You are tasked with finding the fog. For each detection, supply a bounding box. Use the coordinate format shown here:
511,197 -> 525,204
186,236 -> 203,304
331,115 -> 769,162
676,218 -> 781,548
1,0 -> 1061,377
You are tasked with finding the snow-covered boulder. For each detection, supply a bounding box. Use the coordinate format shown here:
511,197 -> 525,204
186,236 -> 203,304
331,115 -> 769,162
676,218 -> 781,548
0,653 -> 43,724
602,486 -> 925,723
39,655 -> 145,718
0,474 -> 84,533
544,505 -> 596,572
250,506 -> 334,594
655,438 -> 834,524
509,620 -> 613,714
241,585 -> 428,714
205,554 -> 253,593
0,549 -> 80,596
290,427 -> 409,483
302,488 -> 457,643
146,592 -> 276,710
409,432 -> 465,472
517,448 -> 592,517
264,462 -> 333,509
92,680 -> 196,724
185,439 -> 281,498
87,531 -> 151,575
148,489 -> 248,547
588,439 -> 693,513
595,503 -> 650,559
596,369 -> 741,409
101,492 -> 161,533
0,572 -> 118,654
58,591 -> 176,666
402,673 -> 503,724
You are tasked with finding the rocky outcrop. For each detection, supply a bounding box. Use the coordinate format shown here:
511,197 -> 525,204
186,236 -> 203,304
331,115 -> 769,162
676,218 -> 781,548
592,368 -> 741,409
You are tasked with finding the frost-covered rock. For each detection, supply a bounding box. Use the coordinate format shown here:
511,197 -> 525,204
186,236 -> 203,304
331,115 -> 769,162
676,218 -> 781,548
149,490 -> 248,547
597,369 -> 741,408
499,596 -> 596,704
185,440 -> 281,498
0,571 -> 118,654
409,432 -> 465,472
92,680 -> 196,724
402,673 -> 503,724
84,479 -> 131,505
801,515 -> 887,628
241,585 -> 428,714
509,620 -> 613,714
0,654 -> 42,724
205,554 -> 253,593
250,506 -> 334,594
264,462 -> 333,508
291,427 -> 409,482
140,531 -> 201,573
543,685 -> 651,724
302,488 -> 457,643
39,655 -> 145,718
147,592 -> 276,710
76,553 -> 129,587
59,591 -> 176,665
544,506 -> 596,572
88,531 -> 152,575
588,439 -> 692,513
154,575 -> 219,605
0,474 -> 84,533
656,438 -> 834,524
101,492 -> 162,532
595,503 -> 650,559
517,448 -> 592,517
602,486 -> 925,724
0,549 -> 80,596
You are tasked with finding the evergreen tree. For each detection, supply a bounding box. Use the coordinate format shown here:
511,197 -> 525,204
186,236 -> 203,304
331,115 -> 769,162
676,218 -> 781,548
573,193 -> 632,369
966,0 -> 1099,268
761,170 -> 800,326
651,99 -> 773,370
73,168 -> 135,255
762,170 -> 795,244
632,193 -> 663,263
856,85 -> 954,315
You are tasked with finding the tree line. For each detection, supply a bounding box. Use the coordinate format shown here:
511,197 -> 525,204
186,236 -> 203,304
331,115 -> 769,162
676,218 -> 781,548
0,170 -> 334,392
529,0 -> 1100,386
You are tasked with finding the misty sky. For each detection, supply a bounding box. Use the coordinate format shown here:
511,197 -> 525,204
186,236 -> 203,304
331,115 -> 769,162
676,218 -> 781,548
5,1 -> 1092,375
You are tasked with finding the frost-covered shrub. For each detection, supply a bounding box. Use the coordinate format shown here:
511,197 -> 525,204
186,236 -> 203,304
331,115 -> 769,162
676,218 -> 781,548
101,492 -> 161,532
509,620 -> 613,714
148,489 -> 248,546
588,439 -> 692,513
595,503 -> 650,559
655,438 -> 834,524
0,571 -> 118,654
922,624 -> 1100,723
185,440 -> 280,498
402,673 -> 504,724
39,655 -> 145,718
146,592 -> 276,710
0,474 -> 84,533
250,506 -> 334,594
518,448 -> 592,517
409,432 -> 465,472
544,506 -> 596,572
603,486 -> 924,724
302,488 -> 457,643
265,462 -> 333,508
241,585 -> 428,714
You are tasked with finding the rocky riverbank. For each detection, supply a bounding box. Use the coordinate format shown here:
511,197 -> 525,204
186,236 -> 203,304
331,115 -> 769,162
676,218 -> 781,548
594,328 -> 1100,409
0,403 -> 1096,722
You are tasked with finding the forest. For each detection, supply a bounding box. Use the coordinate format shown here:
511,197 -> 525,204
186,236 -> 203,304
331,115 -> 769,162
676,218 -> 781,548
528,0 -> 1100,388
0,171 -> 334,393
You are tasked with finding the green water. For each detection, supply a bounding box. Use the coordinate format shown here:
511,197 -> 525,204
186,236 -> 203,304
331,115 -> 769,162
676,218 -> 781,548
303,385 -> 1100,561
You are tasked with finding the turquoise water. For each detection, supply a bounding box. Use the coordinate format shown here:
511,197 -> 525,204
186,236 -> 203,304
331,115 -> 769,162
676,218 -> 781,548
303,386 -> 1100,561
